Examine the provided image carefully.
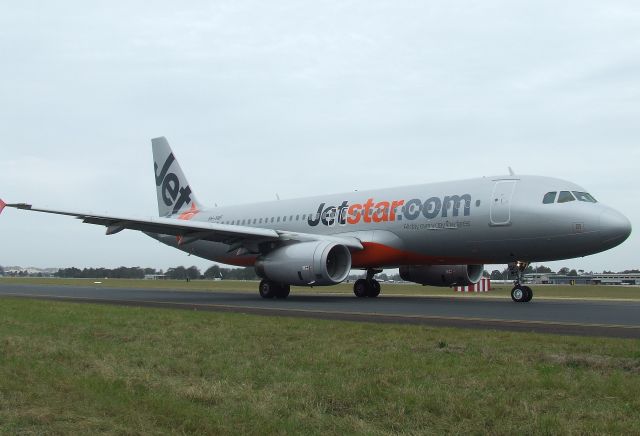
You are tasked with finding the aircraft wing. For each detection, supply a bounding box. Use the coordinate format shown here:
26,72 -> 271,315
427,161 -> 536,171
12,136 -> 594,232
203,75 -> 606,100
1,201 -> 364,250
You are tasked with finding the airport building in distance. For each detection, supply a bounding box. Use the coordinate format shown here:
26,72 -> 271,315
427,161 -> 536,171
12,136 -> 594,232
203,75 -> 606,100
525,272 -> 640,286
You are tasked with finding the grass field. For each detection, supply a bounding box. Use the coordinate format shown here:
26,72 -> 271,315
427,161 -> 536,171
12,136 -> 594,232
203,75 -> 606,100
2,276 -> 640,300
0,298 -> 639,434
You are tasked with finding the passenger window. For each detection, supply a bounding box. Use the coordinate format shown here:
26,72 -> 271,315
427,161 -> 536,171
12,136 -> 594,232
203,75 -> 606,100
296,214 -> 299,220
290,215 -> 293,221
277,217 -> 281,222
557,191 -> 575,203
270,217 -> 274,223
253,219 -> 257,224
543,192 -> 557,204
259,218 -> 262,224
573,191 -> 598,203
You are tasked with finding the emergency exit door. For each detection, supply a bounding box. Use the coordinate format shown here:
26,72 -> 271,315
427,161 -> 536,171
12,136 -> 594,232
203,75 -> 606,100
490,180 -> 517,226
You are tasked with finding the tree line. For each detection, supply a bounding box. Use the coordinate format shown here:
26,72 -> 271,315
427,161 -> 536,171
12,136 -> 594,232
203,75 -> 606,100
1,264 -> 638,280
50,265 -> 258,280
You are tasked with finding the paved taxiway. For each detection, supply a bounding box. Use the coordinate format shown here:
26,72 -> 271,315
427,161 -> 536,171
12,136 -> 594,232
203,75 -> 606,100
1,283 -> 639,338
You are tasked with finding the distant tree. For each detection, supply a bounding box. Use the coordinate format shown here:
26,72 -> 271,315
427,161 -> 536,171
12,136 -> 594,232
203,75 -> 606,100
567,269 -> 578,277
204,265 -> 222,279
482,270 -> 490,278
378,273 -> 389,281
621,269 -> 640,274
558,267 -> 571,275
490,270 -> 503,280
186,266 -> 201,280
56,267 -> 82,278
166,266 -> 187,280
502,268 -> 512,279
0,265 -> 4,276
535,265 -> 553,274
144,268 -> 158,275
525,265 -> 534,274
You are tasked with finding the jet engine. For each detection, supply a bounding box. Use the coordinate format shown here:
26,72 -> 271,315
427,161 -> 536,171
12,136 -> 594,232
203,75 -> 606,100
255,241 -> 351,286
399,264 -> 484,287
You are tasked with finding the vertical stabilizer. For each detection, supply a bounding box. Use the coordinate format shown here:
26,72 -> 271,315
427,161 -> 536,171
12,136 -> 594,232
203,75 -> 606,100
152,137 -> 202,218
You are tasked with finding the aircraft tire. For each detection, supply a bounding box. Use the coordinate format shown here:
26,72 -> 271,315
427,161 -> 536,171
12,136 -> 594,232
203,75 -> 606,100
259,279 -> 277,299
367,279 -> 381,298
522,286 -> 533,302
511,286 -> 526,303
354,279 -> 369,298
275,284 -> 290,299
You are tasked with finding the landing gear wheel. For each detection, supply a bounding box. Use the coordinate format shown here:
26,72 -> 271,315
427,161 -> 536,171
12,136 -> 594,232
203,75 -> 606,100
354,279 -> 369,298
511,286 -> 527,303
367,279 -> 381,298
522,285 -> 533,302
259,279 -> 277,299
275,284 -> 290,299
508,261 -> 533,303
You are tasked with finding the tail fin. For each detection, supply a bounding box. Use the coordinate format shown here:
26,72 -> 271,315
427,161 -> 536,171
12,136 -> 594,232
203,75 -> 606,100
152,137 -> 202,218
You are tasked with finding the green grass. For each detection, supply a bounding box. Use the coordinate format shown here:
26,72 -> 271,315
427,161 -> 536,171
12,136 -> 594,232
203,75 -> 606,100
2,276 -> 640,300
0,298 -> 639,434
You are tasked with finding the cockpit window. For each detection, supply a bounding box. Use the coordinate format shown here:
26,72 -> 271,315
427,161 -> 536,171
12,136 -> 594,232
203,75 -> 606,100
557,191 -> 576,203
543,192 -> 557,204
573,191 -> 597,203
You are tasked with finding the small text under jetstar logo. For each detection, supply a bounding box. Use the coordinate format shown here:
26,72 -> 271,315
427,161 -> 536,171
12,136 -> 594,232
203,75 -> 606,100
307,194 -> 472,227
154,153 -> 193,215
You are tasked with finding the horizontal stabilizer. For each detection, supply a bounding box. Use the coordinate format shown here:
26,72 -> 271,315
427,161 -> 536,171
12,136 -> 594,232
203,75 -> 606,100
0,199 -> 5,215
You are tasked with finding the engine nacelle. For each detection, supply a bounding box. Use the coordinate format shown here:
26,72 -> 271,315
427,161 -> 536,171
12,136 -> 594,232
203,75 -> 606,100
399,264 -> 484,287
255,241 -> 351,286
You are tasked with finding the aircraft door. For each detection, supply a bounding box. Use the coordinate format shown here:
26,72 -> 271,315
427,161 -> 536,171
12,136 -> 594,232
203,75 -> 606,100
490,180 -> 517,226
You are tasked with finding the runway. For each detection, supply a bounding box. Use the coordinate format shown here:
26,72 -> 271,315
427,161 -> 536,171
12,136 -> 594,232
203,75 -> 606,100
1,282 -> 639,338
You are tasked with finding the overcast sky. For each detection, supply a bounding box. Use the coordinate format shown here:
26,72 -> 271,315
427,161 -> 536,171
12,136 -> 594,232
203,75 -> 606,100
1,1 -> 638,273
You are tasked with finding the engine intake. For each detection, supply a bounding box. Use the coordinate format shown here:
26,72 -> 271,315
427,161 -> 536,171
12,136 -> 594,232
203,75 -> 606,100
255,241 -> 351,286
399,264 -> 484,287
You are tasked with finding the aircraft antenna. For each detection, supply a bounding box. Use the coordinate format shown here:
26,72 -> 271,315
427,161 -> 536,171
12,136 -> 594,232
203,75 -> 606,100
508,167 -> 515,176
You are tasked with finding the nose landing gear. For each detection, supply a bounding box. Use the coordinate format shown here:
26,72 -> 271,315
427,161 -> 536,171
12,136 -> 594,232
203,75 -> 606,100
509,261 -> 533,303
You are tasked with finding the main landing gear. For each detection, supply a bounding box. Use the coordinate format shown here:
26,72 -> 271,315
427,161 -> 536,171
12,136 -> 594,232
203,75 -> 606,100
353,269 -> 382,298
259,279 -> 290,299
509,261 -> 533,303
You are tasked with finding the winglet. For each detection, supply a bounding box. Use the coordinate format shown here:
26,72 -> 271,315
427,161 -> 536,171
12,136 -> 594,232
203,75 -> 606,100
0,199 -> 6,215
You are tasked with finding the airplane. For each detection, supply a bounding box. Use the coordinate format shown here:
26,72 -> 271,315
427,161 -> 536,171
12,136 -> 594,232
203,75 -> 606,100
0,137 -> 632,302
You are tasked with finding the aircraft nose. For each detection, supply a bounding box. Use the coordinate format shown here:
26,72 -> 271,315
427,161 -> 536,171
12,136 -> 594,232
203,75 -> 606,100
600,209 -> 632,246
